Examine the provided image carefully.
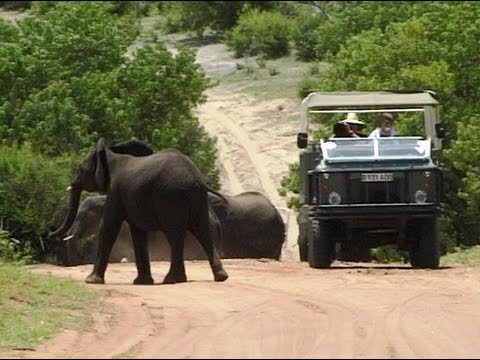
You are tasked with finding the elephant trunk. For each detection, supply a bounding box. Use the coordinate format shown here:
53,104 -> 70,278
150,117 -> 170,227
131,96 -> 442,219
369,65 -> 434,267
48,187 -> 82,238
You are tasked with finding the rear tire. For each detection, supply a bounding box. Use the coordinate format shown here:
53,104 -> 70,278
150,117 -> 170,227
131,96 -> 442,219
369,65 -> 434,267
409,217 -> 440,269
308,219 -> 335,268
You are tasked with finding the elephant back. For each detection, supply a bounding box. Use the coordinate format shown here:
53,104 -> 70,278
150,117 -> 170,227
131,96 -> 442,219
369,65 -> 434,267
221,191 -> 285,260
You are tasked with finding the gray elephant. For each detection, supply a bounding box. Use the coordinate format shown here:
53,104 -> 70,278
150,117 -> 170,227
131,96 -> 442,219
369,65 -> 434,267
61,195 -> 219,265
61,191 -> 285,265
208,191 -> 285,260
49,138 -> 228,285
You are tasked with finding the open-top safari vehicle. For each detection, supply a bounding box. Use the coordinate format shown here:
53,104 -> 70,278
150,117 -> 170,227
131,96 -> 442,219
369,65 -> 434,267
296,91 -> 446,268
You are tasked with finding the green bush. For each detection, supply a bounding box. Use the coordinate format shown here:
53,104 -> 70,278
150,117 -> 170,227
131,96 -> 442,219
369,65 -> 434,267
0,229 -> 34,264
0,144 -> 80,261
158,1 -> 277,37
296,76 -> 322,100
314,1 -> 416,61
372,245 -> 408,264
291,10 -> 324,61
225,9 -> 292,59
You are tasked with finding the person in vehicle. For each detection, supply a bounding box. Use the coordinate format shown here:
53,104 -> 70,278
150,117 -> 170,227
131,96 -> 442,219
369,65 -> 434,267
369,112 -> 399,138
342,112 -> 367,137
332,121 -> 359,138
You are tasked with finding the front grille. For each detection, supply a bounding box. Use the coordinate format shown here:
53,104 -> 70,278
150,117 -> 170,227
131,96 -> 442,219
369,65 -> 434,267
348,172 -> 405,204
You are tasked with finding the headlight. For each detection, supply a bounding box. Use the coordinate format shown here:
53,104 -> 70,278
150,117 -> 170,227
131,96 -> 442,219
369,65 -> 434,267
328,191 -> 342,205
414,190 -> 427,204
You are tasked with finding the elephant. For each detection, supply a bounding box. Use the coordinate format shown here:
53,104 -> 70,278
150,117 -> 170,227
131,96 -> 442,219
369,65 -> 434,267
208,191 -> 285,260
49,138 -> 228,285
61,191 -> 285,265
61,195 -> 220,265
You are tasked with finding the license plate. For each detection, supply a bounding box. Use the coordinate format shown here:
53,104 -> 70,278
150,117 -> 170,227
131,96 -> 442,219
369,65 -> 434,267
361,173 -> 394,182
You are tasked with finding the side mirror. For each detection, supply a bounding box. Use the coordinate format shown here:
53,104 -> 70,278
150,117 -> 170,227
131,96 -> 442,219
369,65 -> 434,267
435,123 -> 446,139
297,132 -> 308,149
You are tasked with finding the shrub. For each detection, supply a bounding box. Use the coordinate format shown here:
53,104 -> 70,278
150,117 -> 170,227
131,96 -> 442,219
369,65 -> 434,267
291,11 -> 324,61
297,76 -> 322,100
0,144 -> 80,261
0,229 -> 34,264
372,245 -> 408,264
225,9 -> 292,59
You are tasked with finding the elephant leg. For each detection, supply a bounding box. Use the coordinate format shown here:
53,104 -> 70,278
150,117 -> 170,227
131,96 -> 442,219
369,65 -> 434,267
66,238 -> 78,266
163,229 -> 187,284
85,202 -> 124,284
192,213 -> 228,282
129,224 -> 154,285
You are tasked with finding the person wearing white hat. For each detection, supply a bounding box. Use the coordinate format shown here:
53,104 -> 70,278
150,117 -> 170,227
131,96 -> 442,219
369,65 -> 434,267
341,112 -> 366,137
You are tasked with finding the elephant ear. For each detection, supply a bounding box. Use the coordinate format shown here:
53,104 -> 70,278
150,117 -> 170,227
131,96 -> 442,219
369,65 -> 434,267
94,138 -> 109,192
109,139 -> 154,157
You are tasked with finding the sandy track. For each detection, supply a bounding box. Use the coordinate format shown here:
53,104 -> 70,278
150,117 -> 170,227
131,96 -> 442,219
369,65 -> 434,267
194,85 -> 300,257
3,260 -> 480,359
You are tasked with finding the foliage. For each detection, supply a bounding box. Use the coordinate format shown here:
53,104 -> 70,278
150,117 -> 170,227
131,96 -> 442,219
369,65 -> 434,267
278,163 -> 301,210
158,1 -> 277,37
225,9 -> 292,59
290,7 -> 324,61
371,245 -> 408,264
0,229 -> 33,264
296,75 -> 323,99
0,144 -> 79,261
441,245 -> 480,267
0,261 -> 100,350
18,2 -> 137,89
313,1 -> 418,60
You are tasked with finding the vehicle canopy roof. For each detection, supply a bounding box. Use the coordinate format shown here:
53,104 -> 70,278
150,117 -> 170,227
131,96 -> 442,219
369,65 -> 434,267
298,90 -> 442,151
302,91 -> 438,109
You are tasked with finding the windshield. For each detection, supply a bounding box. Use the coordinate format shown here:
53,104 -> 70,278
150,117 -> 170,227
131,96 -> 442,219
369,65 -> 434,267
320,137 -> 431,162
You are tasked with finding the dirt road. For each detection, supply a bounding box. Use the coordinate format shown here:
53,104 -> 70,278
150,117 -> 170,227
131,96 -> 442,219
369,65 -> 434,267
4,260 -> 480,359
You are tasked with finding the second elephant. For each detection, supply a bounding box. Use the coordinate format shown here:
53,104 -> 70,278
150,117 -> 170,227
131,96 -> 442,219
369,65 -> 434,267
63,191 -> 285,265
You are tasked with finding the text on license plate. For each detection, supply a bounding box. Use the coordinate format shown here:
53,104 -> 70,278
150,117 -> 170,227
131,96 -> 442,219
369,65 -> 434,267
361,173 -> 394,182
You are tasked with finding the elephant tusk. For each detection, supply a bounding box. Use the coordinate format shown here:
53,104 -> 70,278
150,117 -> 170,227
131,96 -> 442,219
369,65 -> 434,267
66,186 -> 72,191
63,235 -> 74,241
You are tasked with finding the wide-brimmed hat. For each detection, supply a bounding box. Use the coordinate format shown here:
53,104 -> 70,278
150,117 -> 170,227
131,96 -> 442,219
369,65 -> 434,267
342,112 -> 365,126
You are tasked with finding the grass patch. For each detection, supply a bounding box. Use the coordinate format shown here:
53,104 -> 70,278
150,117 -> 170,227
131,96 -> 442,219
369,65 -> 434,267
441,245 -> 480,267
0,261 -> 101,351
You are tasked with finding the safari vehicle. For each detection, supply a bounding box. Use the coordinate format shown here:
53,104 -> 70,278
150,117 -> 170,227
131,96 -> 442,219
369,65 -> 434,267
296,91 -> 446,269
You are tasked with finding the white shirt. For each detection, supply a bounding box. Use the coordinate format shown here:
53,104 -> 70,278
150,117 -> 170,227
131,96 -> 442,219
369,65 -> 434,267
368,128 -> 399,138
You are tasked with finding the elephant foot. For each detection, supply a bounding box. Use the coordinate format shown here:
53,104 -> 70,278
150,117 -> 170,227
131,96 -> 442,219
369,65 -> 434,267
163,272 -> 187,284
85,273 -> 105,284
133,276 -> 155,285
214,269 -> 228,282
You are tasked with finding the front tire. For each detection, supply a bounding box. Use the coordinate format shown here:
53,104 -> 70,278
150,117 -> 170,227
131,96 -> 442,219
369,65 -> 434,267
409,217 -> 440,269
308,219 -> 335,268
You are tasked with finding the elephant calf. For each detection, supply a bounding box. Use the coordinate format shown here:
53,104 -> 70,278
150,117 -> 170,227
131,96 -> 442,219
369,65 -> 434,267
62,191 -> 285,265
